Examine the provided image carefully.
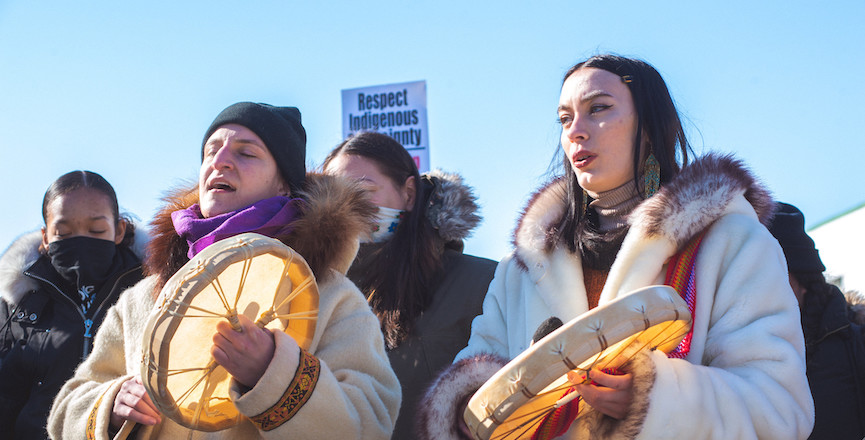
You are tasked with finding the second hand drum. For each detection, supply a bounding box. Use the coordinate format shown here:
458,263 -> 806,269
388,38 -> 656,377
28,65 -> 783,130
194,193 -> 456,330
464,285 -> 691,440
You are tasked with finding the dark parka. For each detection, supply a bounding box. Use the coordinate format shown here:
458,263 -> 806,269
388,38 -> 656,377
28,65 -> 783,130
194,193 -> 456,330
346,170 -> 496,440
0,231 -> 143,440
803,285 -> 865,440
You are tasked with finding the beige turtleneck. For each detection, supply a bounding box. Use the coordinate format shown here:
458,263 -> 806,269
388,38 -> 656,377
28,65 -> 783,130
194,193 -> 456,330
586,182 -> 642,232
580,182 -> 643,308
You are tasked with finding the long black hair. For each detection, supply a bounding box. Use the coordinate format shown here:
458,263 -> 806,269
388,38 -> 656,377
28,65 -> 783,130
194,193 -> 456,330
41,170 -> 136,249
553,54 -> 693,254
322,132 -> 442,349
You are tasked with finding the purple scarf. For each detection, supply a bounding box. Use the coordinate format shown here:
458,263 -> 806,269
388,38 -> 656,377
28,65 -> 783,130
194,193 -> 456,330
171,196 -> 303,258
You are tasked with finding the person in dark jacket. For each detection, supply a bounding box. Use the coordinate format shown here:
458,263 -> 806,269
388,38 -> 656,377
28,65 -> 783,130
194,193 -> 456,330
0,170 -> 144,439
323,132 -> 497,439
769,202 -> 865,440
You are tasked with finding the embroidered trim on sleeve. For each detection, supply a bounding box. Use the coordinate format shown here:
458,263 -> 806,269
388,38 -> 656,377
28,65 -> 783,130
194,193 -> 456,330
86,388 -> 109,440
250,348 -> 321,431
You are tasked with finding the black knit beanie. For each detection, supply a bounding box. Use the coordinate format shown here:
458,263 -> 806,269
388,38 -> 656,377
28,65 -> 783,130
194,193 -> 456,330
768,202 -> 826,273
202,102 -> 307,194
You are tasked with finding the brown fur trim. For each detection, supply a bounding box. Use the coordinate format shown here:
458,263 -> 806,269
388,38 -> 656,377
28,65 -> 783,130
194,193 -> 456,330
143,182 -> 198,288
416,353 -> 508,440
284,173 -> 377,282
629,153 -> 775,249
143,174 -> 376,295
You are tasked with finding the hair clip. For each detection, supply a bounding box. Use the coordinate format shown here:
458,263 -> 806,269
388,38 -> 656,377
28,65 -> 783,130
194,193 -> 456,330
621,75 -> 633,84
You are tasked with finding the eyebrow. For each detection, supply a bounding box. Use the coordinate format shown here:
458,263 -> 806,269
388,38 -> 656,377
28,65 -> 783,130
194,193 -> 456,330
53,215 -> 110,224
204,137 -> 266,148
558,90 -> 614,112
233,138 -> 265,147
580,90 -> 613,102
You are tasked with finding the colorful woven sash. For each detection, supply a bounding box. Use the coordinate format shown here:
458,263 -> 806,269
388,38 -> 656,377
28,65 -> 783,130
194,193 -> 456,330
664,232 -> 706,359
530,231 -> 706,439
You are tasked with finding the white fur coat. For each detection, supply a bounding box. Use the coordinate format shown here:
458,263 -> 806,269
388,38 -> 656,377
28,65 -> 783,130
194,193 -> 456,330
419,154 -> 814,439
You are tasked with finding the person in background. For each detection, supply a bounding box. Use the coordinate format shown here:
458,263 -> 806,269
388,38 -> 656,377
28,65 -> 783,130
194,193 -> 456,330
0,170 -> 144,439
769,202 -> 865,440
47,102 -> 401,439
418,54 -> 813,439
323,131 -> 496,439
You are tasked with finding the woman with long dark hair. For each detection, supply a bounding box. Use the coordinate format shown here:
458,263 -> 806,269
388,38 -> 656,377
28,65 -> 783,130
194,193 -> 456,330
419,55 -> 814,439
323,132 -> 496,439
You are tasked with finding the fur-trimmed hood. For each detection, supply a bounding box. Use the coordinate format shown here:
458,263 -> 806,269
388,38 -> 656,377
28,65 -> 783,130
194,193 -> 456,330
423,169 -> 483,243
513,153 -> 775,267
144,173 -> 377,289
0,227 -> 148,306
846,290 -> 865,326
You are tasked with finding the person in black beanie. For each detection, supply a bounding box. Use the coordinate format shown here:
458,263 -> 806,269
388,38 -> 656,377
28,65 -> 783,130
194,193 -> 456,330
769,202 -> 865,440
48,102 -> 401,439
202,102 -> 307,195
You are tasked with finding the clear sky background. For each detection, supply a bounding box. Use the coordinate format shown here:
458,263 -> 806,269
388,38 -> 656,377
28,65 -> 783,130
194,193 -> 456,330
1,1 -> 863,262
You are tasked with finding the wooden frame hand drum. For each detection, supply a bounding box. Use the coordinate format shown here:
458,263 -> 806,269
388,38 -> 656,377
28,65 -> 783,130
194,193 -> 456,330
142,233 -> 319,431
464,285 -> 691,440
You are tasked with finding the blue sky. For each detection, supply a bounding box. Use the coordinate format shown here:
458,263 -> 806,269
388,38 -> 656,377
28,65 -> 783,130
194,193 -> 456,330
1,1 -> 863,261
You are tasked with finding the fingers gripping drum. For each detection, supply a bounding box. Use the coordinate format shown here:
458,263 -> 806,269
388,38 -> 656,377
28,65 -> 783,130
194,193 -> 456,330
464,285 -> 691,440
141,233 -> 319,431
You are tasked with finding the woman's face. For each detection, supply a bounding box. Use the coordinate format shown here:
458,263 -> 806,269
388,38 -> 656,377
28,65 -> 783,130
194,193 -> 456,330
324,153 -> 414,211
199,124 -> 285,218
41,187 -> 125,248
558,67 -> 639,194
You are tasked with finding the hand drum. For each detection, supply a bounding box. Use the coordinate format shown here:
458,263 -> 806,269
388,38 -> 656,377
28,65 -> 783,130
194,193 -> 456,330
141,233 -> 318,431
465,285 -> 691,440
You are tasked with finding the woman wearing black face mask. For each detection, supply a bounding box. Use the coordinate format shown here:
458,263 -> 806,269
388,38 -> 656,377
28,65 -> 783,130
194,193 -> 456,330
0,170 -> 144,440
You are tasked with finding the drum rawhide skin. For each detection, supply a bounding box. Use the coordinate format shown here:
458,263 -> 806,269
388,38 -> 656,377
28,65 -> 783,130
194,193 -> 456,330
141,233 -> 319,432
464,285 -> 691,440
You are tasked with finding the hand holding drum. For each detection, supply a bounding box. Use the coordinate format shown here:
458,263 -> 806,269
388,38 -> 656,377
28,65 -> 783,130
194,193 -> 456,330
140,233 -> 318,432
463,285 -> 691,440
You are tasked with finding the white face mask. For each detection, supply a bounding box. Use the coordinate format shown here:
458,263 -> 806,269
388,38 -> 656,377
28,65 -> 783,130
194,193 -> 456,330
363,206 -> 404,243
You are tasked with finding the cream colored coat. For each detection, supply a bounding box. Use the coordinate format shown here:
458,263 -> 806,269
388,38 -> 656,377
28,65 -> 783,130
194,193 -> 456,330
47,174 -> 401,439
48,274 -> 400,440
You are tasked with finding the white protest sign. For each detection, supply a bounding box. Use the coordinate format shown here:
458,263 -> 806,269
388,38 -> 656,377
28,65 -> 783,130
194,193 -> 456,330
341,80 -> 429,172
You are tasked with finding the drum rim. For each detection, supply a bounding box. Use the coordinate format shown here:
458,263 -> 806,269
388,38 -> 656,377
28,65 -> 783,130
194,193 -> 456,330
141,233 -> 318,431
465,285 -> 691,440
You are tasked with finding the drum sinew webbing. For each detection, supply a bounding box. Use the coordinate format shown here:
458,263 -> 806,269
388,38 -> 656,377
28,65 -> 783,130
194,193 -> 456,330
464,285 -> 691,440
142,233 -> 319,432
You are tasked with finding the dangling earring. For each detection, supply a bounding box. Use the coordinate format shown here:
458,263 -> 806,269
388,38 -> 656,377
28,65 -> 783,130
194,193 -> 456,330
580,189 -> 589,217
643,153 -> 660,198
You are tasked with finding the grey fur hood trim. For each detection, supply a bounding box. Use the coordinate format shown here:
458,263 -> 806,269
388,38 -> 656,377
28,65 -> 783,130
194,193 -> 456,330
0,226 -> 148,306
416,353 -> 507,440
846,290 -> 865,326
0,231 -> 42,305
513,153 -> 775,264
423,169 -> 483,243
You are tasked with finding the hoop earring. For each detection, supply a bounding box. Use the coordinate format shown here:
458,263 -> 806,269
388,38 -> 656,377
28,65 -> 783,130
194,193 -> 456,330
643,153 -> 660,198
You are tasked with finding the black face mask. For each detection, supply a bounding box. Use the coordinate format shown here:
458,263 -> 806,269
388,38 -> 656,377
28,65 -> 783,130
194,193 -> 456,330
46,236 -> 118,292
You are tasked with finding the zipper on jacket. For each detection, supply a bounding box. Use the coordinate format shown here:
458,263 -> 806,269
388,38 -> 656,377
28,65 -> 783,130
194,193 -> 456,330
23,265 -> 140,360
82,318 -> 93,359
